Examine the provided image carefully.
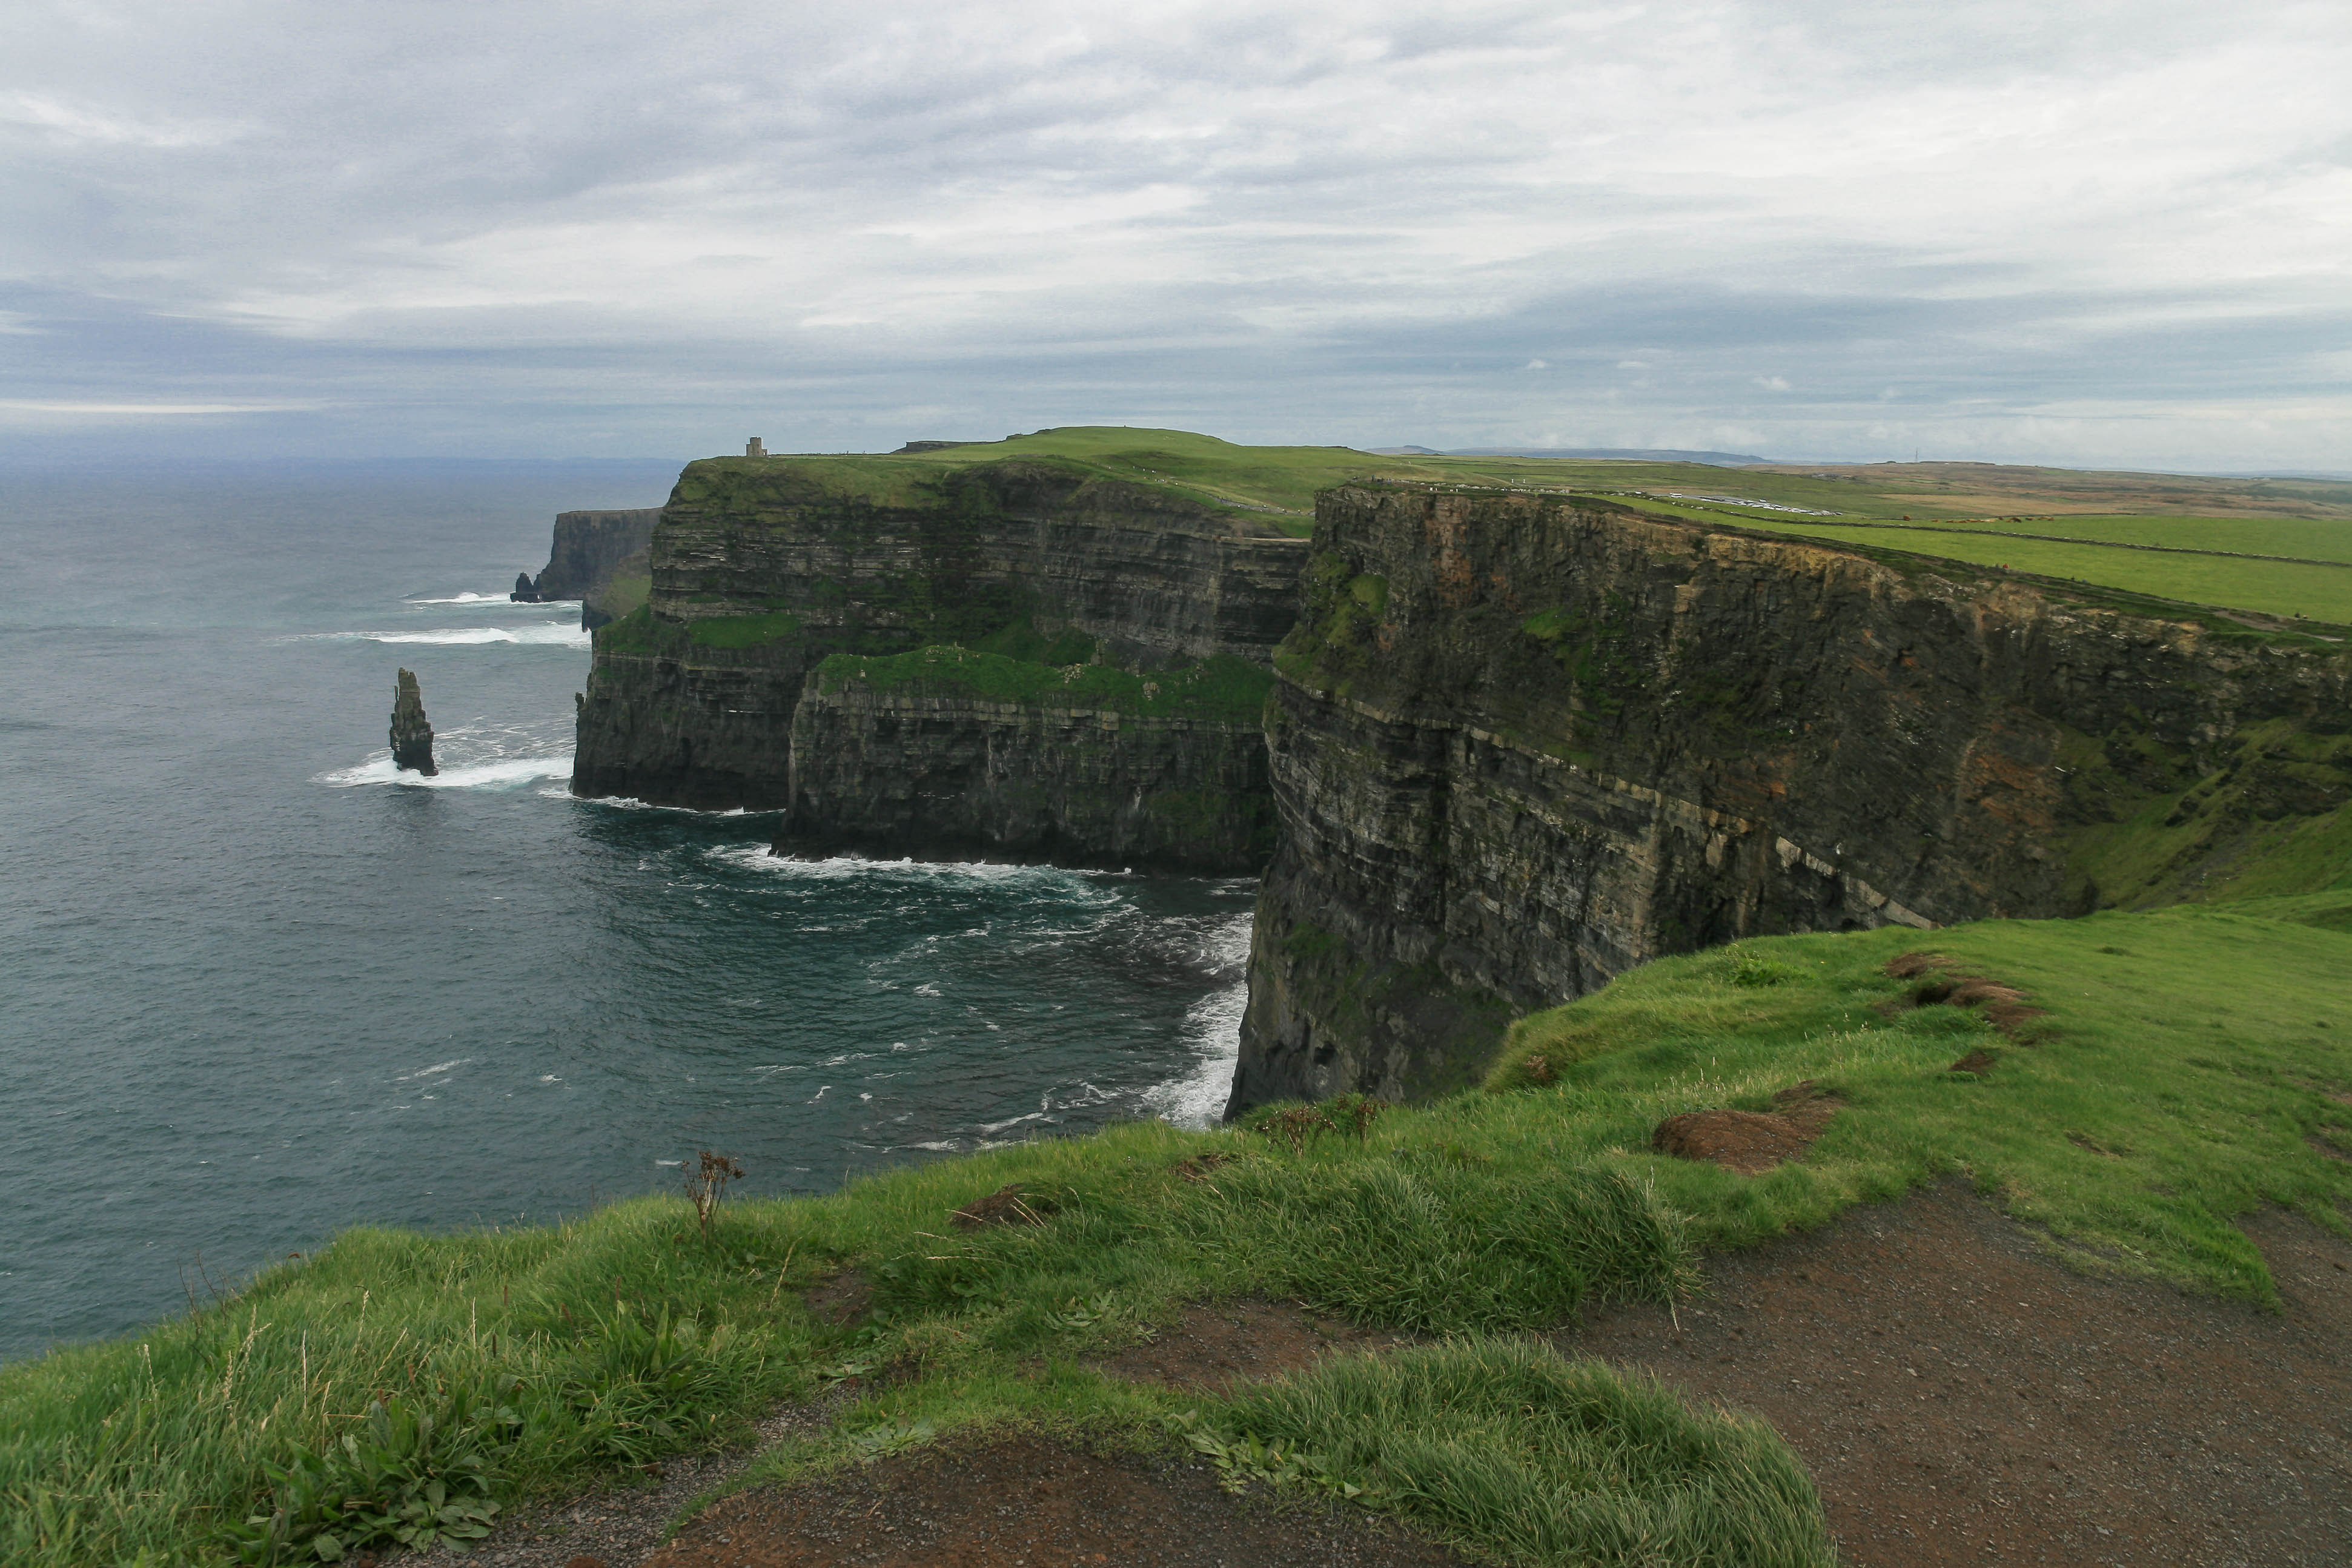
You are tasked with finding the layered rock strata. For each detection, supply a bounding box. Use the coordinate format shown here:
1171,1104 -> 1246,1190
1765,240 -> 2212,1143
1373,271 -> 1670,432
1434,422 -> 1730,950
572,458 -> 1305,870
1230,483 -> 2351,1113
783,649 -> 1274,872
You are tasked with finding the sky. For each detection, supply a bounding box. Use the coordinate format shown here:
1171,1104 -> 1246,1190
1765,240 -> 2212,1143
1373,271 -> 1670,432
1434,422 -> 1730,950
3,0 -> 2348,469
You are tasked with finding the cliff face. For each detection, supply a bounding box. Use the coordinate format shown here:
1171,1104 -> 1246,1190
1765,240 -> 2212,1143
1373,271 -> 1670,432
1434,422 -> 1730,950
572,459 -> 1305,867
783,651 -> 1275,872
524,508 -> 662,620
1230,483 -> 2351,1113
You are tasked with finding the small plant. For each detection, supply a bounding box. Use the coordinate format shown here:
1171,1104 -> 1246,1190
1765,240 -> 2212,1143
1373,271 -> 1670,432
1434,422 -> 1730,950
1159,1411 -> 1379,1504
230,1385 -> 515,1564
849,1419 -> 937,1461
1257,1105 -> 1336,1153
1522,1053 -> 1557,1086
1332,1093 -> 1387,1142
684,1151 -> 745,1240
1047,1291 -> 1118,1331
1730,950 -> 1797,988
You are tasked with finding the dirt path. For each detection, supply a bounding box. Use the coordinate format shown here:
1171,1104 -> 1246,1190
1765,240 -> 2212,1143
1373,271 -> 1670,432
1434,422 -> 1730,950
1551,1180 -> 2352,1567
644,1434 -> 1464,1568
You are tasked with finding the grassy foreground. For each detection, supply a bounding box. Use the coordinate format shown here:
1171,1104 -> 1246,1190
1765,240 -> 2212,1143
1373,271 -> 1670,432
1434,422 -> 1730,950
7,896 -> 2348,1566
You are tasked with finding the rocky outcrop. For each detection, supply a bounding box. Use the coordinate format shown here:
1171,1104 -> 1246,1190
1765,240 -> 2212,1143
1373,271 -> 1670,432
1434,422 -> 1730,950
1228,483 -> 2352,1114
573,458 -> 1306,848
390,669 -> 436,775
520,508 -> 662,621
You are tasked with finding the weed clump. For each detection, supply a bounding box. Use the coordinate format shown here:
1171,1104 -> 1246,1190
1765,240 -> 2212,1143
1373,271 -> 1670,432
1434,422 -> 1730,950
684,1152 -> 745,1241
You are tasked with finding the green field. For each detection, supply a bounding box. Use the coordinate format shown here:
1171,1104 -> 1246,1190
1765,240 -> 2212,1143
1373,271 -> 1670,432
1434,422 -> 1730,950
1742,520 -> 2352,625
1816,512 -> 2352,563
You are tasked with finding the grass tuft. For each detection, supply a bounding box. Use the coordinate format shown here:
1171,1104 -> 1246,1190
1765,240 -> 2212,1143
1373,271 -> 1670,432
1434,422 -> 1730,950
1217,1337 -> 1835,1567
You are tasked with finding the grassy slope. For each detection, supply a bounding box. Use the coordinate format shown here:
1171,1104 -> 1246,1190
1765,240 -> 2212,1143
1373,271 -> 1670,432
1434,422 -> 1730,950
11,894 -> 2348,1564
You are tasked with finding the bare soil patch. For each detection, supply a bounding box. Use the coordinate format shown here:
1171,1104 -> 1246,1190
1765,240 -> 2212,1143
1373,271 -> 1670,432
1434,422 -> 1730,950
396,1401 -> 844,1568
1095,1297 -> 1417,1394
643,1434 -> 1465,1568
1881,952 -> 2044,1033
950,1185 -> 1050,1231
801,1271 -> 871,1325
1653,1080 -> 1841,1176
1551,1179 -> 2352,1567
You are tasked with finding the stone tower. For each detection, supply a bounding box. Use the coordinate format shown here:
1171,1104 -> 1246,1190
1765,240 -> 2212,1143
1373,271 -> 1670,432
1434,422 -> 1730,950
746,437 -> 767,458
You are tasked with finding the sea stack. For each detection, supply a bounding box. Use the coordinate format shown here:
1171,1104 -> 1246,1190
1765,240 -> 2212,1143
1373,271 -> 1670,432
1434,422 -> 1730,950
511,571 -> 540,602
390,669 -> 437,776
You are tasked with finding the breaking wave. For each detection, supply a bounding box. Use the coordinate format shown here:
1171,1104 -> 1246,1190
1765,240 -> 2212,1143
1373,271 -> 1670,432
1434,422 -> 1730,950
1139,909 -> 1253,1128
317,753 -> 574,789
404,591 -> 574,606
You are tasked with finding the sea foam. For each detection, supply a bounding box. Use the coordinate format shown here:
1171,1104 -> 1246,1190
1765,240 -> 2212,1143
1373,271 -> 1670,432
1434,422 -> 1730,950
405,591 -> 576,607
368,624 -> 591,647
1139,909 -> 1254,1128
318,753 -> 574,789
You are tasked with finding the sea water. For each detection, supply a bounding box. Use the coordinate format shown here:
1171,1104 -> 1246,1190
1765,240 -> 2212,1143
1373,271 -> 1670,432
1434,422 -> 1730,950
0,461 -> 1256,1362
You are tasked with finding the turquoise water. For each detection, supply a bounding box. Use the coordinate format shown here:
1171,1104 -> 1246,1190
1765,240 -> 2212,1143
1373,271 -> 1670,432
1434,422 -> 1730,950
0,463 -> 1255,1362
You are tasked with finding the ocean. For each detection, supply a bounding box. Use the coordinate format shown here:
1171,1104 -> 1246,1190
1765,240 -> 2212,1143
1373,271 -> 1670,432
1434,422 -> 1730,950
0,461 -> 1257,1363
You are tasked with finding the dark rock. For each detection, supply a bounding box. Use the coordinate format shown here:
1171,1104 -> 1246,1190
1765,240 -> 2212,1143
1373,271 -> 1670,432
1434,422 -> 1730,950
389,668 -> 436,776
509,571 -> 540,603
778,669 -> 1275,873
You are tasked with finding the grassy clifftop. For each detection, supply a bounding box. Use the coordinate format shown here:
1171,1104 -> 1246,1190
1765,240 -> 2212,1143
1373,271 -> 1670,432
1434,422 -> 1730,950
8,890 -> 2348,1566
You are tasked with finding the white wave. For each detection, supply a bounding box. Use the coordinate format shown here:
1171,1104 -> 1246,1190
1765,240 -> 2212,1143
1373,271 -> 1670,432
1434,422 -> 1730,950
406,591 -> 576,606
369,624 -> 591,647
708,845 -> 1116,896
285,623 -> 588,647
317,753 -> 574,789
397,1057 -> 472,1082
1140,910 -> 1255,1128
571,795 -> 780,816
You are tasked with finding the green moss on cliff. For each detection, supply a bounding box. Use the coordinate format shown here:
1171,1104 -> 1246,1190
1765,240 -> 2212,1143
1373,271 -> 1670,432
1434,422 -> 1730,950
967,618 -> 1098,666
2056,718 -> 2352,910
815,646 -> 1274,727
688,609 -> 804,649
591,604 -> 686,657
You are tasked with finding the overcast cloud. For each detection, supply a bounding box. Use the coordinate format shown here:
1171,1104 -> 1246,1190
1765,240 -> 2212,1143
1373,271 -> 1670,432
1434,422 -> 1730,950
3,0 -> 2347,466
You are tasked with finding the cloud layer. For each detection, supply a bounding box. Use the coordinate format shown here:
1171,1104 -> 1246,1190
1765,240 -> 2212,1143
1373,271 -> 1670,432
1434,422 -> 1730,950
4,0 -> 2348,465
